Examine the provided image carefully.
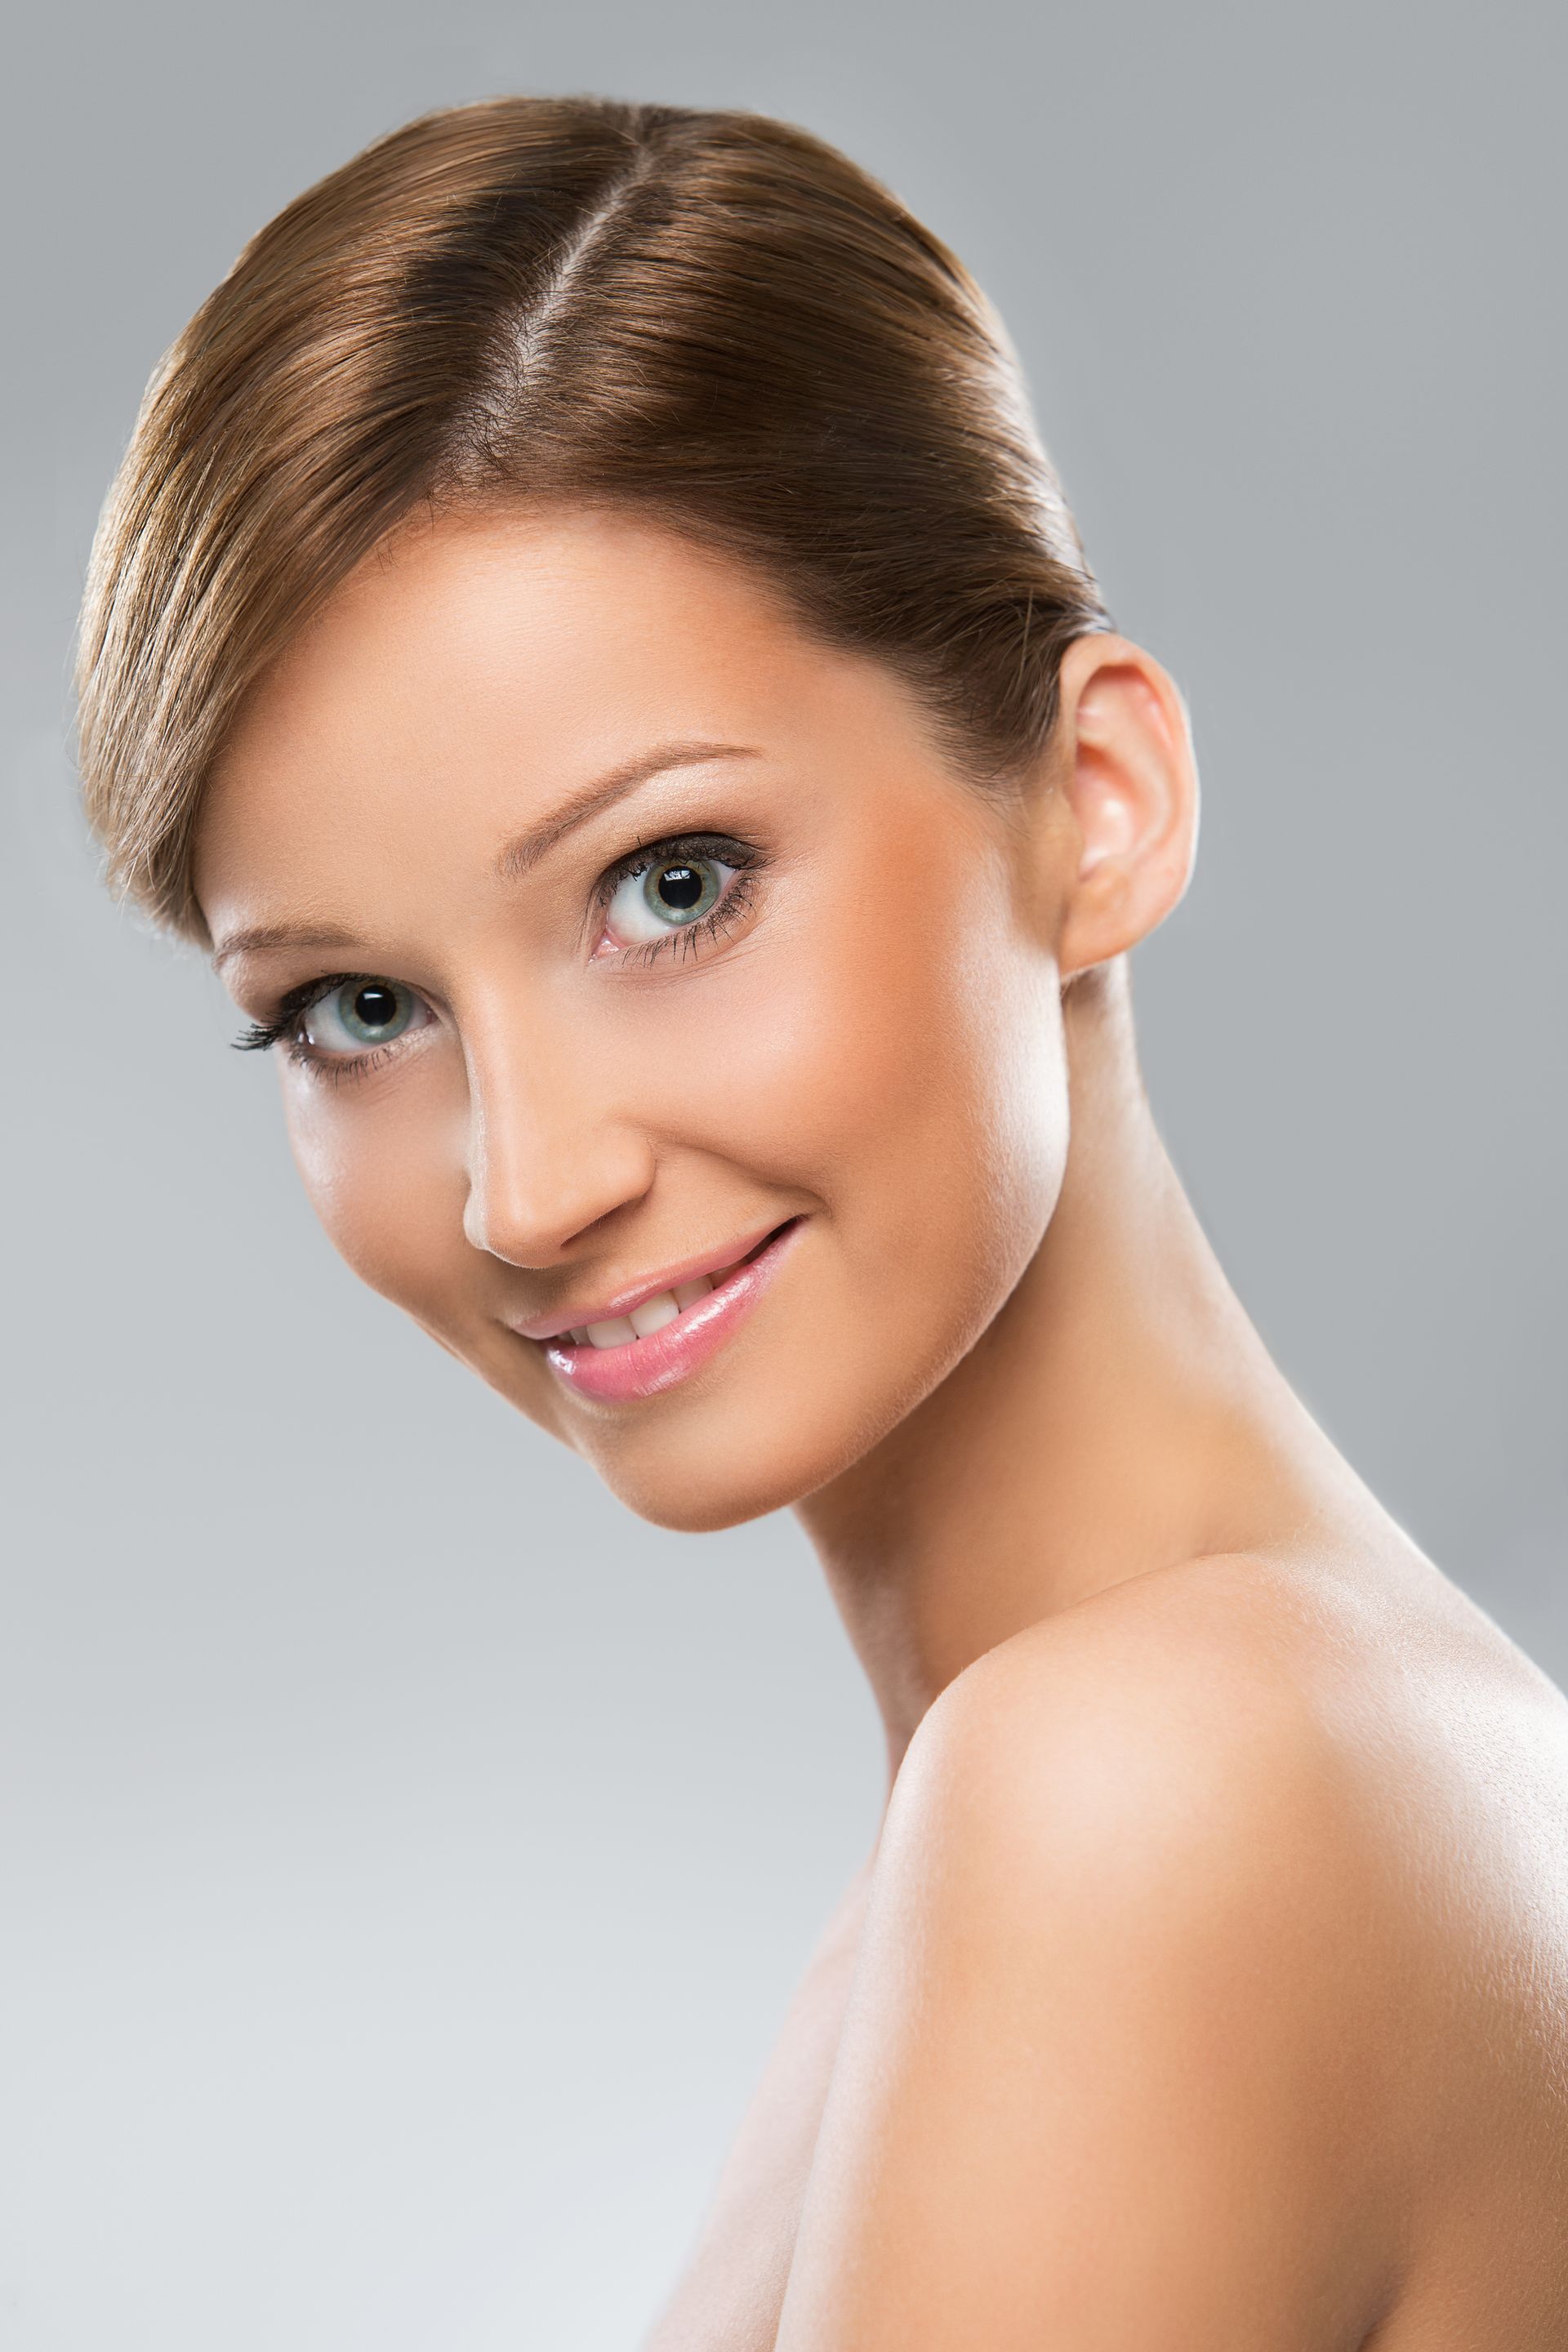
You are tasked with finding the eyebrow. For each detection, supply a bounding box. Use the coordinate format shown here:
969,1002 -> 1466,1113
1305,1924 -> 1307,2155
494,738 -> 762,878
212,924 -> 363,971
212,738 -> 763,969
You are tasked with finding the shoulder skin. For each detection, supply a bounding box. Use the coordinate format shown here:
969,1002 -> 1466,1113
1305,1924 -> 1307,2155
774,1561 -> 1409,2352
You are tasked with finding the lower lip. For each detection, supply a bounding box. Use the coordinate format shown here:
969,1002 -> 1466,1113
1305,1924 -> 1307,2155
538,1221 -> 802,1403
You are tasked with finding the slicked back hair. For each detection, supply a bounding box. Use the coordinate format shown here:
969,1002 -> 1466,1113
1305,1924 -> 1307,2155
76,96 -> 1111,942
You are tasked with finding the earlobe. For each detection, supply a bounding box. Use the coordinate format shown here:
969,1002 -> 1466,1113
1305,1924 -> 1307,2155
1051,635 -> 1200,979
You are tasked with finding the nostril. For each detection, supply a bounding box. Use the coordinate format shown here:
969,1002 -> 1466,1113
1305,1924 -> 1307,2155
463,1154 -> 658,1268
459,1076 -> 657,1267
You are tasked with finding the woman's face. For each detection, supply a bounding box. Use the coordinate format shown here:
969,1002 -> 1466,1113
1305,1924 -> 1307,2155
197,506 -> 1076,1530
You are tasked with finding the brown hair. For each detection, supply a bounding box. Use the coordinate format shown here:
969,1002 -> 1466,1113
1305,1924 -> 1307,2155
76,95 -> 1111,943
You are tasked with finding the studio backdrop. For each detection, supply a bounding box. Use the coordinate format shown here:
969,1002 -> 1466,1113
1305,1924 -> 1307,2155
2,2 -> 1563,2347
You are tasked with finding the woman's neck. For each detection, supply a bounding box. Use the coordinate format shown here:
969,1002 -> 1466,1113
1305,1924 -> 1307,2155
795,960 -> 1356,1778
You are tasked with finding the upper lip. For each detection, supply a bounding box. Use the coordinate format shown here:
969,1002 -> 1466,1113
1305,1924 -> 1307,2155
508,1219 -> 792,1343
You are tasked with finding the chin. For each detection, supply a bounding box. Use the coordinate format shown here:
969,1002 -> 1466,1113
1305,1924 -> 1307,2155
551,1336 -> 969,1535
568,1416 -> 834,1535
469,1240 -> 1037,1535
532,1354 -> 880,1530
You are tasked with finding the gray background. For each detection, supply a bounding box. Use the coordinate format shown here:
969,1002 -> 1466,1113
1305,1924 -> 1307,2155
3,2 -> 1563,2345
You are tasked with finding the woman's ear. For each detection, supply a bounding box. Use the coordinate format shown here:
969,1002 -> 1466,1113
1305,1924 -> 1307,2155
1045,634 -> 1200,980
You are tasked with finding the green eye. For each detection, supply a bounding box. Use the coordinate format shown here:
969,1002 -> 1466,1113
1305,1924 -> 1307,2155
608,853 -> 727,942
645,858 -> 719,921
303,979 -> 421,1054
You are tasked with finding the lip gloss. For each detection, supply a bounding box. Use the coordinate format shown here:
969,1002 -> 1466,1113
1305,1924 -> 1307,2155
541,1220 -> 801,1401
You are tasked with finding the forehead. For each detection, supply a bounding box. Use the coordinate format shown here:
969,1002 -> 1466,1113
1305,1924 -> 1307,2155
195,504 -> 927,928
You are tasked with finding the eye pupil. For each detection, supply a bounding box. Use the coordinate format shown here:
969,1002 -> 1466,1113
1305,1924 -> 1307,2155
620,848 -> 728,939
351,984 -> 399,1031
655,864 -> 703,911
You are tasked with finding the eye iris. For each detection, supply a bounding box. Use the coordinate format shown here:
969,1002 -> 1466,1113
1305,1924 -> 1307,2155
341,982 -> 408,1041
646,860 -> 715,923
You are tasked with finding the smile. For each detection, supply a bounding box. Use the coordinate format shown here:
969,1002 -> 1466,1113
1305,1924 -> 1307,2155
523,1219 -> 802,1403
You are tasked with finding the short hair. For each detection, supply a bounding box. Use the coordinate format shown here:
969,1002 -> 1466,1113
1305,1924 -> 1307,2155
76,95 -> 1111,942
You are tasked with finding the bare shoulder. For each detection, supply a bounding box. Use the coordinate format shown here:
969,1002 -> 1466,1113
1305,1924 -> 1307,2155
872,1557 -> 1400,2152
775,1561 -> 1405,2348
887,1549 -> 1392,1922
893,1541 -> 1568,1909
775,1550 -> 1568,2348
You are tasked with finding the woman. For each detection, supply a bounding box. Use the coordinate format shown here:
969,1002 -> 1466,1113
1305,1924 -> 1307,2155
75,94 -> 1568,2349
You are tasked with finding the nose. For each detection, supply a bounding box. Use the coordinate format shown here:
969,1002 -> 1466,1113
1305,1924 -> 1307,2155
460,1026 -> 656,1267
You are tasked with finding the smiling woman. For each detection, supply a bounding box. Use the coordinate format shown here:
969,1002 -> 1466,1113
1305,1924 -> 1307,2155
74,93 -> 1568,2352
194,499 -> 1093,1529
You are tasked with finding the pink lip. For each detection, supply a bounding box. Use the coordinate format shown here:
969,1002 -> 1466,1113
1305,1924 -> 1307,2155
512,1218 -> 790,1343
536,1219 -> 802,1403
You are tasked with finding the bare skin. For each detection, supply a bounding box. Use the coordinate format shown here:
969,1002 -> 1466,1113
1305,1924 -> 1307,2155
196,505 -> 1568,2348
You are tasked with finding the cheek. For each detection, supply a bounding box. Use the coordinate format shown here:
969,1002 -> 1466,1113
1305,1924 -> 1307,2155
277,1059 -> 577,1443
652,850 -> 1068,1324
595,856 -> 1068,1520
279,1061 -> 470,1325
834,893 -> 1069,1312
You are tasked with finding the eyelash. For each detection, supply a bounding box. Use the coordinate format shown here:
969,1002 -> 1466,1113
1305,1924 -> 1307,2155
231,975 -> 386,1074
592,831 -> 764,969
232,830 -> 767,1073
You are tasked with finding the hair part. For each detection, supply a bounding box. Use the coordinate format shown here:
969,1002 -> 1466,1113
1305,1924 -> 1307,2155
76,94 -> 1111,943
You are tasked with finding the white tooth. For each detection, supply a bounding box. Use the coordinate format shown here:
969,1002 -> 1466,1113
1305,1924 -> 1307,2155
571,1328 -> 590,1346
630,1291 -> 680,1338
586,1316 -> 639,1348
673,1276 -> 714,1309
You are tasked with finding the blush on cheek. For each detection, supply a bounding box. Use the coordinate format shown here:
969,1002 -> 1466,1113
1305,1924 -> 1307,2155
675,828 -> 1065,1380
280,1073 -> 471,1333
